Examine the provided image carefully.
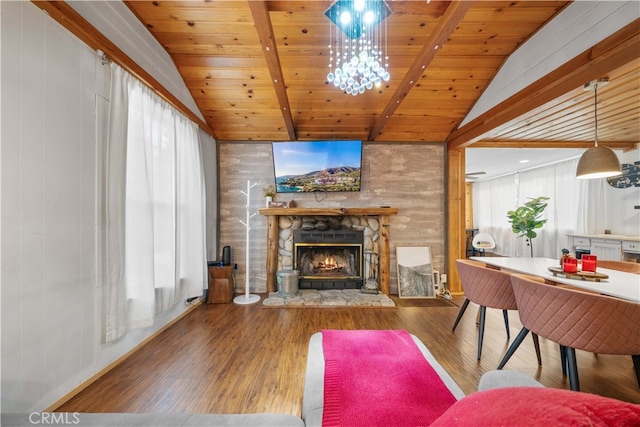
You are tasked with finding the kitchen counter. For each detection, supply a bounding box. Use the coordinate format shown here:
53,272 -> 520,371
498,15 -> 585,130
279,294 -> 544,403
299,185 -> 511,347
566,234 -> 640,261
567,233 -> 640,242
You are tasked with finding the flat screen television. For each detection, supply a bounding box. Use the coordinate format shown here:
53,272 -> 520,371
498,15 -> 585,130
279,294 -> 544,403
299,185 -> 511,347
272,140 -> 362,193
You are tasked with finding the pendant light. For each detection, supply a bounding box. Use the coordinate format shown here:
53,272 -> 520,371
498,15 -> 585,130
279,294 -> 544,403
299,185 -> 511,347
576,78 -> 621,179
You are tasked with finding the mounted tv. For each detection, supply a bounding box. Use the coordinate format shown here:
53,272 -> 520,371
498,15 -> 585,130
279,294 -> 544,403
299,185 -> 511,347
272,140 -> 362,193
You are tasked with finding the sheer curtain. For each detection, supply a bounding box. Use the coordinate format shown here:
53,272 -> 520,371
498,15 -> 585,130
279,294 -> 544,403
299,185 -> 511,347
472,159 -> 583,258
576,177 -> 607,235
104,64 -> 205,342
472,175 -> 517,256
518,159 -> 580,257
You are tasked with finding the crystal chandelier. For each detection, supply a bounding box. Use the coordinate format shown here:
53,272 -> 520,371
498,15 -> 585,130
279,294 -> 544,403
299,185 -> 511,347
325,0 -> 392,96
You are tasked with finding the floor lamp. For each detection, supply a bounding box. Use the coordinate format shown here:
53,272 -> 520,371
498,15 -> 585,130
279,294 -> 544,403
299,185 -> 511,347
234,180 -> 261,305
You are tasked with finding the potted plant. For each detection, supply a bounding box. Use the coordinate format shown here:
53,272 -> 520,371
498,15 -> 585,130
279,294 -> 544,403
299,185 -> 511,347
506,196 -> 549,257
263,184 -> 276,207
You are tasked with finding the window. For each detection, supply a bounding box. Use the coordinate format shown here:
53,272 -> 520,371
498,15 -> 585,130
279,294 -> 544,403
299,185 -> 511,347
104,65 -> 205,341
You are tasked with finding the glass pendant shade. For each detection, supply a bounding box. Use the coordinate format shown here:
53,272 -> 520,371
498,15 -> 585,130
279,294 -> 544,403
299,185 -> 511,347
576,145 -> 621,179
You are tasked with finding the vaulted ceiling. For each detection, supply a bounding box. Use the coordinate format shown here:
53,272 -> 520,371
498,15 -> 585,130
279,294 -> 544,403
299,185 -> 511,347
35,1 -> 639,151
119,0 -> 638,151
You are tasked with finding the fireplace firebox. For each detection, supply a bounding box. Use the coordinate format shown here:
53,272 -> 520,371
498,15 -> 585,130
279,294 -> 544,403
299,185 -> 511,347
294,230 -> 364,290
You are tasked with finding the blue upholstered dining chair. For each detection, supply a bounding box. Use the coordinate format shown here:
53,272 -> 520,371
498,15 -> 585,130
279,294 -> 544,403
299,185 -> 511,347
498,273 -> 640,391
453,259 -> 541,363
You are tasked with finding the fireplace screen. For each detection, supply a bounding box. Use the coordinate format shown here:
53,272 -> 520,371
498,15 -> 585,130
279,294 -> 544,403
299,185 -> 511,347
293,229 -> 364,289
296,244 -> 362,278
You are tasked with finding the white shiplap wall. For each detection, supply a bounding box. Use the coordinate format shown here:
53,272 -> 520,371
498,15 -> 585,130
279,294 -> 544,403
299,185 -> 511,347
463,1 -> 639,125
67,0 -> 205,123
0,2 -> 212,412
1,1 -> 98,411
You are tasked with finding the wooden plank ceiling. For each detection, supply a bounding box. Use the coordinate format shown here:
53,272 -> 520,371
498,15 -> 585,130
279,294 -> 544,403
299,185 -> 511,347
125,1 -> 639,148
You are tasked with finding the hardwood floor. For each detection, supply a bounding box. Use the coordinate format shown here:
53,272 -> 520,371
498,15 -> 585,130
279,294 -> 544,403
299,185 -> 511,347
56,295 -> 640,416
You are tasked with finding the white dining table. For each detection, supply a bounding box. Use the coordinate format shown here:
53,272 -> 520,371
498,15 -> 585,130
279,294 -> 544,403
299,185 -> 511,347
470,256 -> 640,303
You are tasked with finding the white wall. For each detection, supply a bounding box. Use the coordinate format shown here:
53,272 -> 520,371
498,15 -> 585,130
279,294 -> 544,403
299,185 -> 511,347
67,0 -> 204,123
0,2 -> 209,412
603,150 -> 640,237
2,1 -> 96,411
463,1 -> 639,125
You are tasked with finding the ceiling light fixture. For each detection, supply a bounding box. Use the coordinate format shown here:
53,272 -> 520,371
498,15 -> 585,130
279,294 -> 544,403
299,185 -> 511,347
325,0 -> 391,96
576,77 -> 621,179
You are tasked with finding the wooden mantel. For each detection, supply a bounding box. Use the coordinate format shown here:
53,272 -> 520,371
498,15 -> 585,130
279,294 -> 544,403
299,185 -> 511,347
258,207 -> 399,294
258,207 -> 399,216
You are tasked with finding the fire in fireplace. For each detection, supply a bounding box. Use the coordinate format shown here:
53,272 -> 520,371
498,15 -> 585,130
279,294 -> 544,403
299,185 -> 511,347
294,230 -> 364,290
297,246 -> 360,277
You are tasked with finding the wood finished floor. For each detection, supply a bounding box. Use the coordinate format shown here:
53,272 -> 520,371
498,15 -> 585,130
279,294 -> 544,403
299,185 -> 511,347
57,295 -> 640,416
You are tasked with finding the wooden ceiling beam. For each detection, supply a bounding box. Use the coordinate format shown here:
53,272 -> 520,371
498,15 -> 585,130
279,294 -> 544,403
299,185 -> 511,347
30,1 -> 216,139
469,141 -> 638,150
368,1 -> 475,141
247,1 -> 296,141
447,18 -> 640,150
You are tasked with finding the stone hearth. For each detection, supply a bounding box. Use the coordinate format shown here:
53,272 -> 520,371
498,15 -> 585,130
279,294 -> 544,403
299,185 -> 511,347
262,289 -> 396,307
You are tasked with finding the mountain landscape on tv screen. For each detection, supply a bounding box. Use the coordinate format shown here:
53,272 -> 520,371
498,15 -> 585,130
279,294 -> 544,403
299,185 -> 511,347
276,166 -> 361,193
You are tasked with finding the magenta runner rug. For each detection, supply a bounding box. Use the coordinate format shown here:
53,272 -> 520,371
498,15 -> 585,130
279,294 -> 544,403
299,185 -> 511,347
321,329 -> 457,427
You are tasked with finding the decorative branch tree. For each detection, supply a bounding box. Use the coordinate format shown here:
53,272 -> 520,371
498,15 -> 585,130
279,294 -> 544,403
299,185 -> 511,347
506,196 -> 550,257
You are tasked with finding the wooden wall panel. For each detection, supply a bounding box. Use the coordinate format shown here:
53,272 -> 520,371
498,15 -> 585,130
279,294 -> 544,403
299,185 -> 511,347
465,183 -> 473,230
447,148 -> 466,294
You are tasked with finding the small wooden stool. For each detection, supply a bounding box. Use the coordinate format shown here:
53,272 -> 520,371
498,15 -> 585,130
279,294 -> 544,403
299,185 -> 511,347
207,265 -> 235,303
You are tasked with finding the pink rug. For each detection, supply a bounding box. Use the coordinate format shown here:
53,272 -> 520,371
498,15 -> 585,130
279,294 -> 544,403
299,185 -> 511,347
321,329 -> 457,427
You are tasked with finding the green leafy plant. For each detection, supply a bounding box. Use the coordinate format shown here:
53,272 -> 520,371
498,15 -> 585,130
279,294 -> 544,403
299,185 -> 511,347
506,196 -> 550,257
263,185 -> 276,198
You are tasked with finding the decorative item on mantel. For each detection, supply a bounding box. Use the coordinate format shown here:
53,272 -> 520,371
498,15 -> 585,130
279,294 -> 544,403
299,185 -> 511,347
263,184 -> 276,208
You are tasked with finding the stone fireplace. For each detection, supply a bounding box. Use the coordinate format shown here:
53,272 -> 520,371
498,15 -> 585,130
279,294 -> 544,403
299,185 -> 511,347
258,207 -> 398,294
294,229 -> 364,290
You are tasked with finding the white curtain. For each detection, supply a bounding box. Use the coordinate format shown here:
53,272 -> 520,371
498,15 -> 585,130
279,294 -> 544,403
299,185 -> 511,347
518,160 -> 580,257
472,174 -> 517,256
576,178 -> 607,235
104,64 -> 206,342
472,159 -> 584,258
